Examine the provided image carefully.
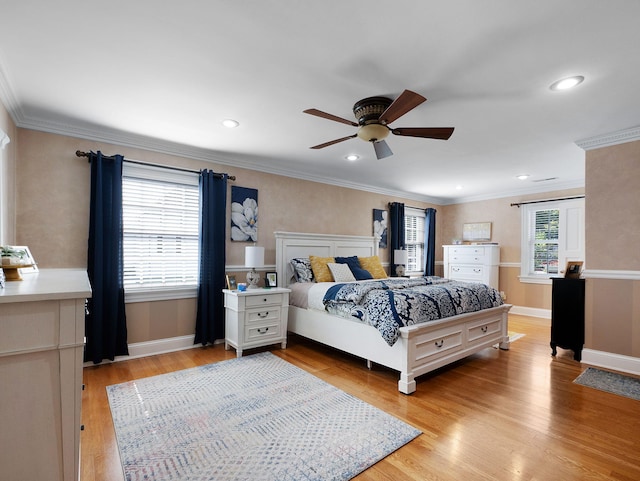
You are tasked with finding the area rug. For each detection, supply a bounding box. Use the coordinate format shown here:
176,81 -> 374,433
508,331 -> 525,343
574,367 -> 640,401
107,352 -> 421,481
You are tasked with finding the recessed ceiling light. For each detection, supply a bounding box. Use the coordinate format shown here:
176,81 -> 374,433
549,76 -> 584,91
345,154 -> 359,161
517,174 -> 530,180
222,119 -> 239,128
455,185 -> 463,190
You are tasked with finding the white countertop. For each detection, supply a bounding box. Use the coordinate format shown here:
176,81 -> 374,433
0,268 -> 92,303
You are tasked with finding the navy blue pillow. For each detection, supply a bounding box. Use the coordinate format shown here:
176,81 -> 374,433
335,256 -> 373,280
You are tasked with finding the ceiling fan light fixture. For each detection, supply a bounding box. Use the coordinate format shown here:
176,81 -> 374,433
549,76 -> 584,91
357,123 -> 389,142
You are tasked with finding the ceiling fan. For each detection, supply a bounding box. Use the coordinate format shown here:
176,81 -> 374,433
303,89 -> 454,160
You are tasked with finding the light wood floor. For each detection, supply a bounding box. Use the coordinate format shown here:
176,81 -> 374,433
81,314 -> 640,481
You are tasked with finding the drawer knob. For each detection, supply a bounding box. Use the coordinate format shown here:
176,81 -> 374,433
262,298 -> 268,302
257,327 -> 269,334
258,312 -> 268,318
481,325 -> 488,333
434,339 -> 444,348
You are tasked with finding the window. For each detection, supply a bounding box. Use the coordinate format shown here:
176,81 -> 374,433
520,198 -> 584,283
404,207 -> 425,274
122,162 -> 200,301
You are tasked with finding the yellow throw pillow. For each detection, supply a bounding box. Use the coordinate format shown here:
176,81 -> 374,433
309,255 -> 335,283
359,256 -> 387,279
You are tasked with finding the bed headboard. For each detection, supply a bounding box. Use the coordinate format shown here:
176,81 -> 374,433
274,231 -> 379,286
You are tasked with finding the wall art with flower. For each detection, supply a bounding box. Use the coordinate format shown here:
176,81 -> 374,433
373,209 -> 388,248
231,186 -> 258,242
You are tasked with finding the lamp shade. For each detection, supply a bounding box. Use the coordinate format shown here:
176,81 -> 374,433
245,246 -> 265,268
394,249 -> 408,265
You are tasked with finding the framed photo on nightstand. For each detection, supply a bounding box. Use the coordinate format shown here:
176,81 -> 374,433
266,272 -> 277,288
225,275 -> 237,290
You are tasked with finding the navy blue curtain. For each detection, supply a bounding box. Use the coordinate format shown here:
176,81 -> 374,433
424,208 -> 437,276
389,202 -> 405,272
85,151 -> 129,363
195,170 -> 228,345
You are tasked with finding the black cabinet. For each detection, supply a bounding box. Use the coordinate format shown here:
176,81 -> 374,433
550,277 -> 585,361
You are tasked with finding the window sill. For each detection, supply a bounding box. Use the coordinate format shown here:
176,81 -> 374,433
125,286 -> 197,303
518,275 -> 553,285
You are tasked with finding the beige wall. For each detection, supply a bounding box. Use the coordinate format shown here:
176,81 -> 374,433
15,128 -> 439,343
585,140 -> 640,357
0,100 -> 18,244
441,187 -> 584,309
13,126 -> 607,347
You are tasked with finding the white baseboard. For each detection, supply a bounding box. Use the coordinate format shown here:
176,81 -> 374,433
509,306 -> 551,319
581,349 -> 640,376
83,335 -> 224,366
125,335 -> 199,359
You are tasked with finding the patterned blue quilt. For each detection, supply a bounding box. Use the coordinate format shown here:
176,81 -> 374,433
323,276 -> 504,346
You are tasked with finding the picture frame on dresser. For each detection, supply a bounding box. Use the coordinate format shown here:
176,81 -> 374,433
564,261 -> 583,279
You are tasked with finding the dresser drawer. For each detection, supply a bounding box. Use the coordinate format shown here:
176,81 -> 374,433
448,254 -> 485,264
413,324 -> 463,362
245,293 -> 283,307
449,265 -> 484,280
449,246 -> 486,256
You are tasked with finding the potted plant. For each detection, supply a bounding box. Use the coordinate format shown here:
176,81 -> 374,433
1,246 -> 28,265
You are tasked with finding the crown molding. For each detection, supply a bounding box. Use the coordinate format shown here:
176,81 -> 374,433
14,112 -> 448,205
575,126 -> 640,151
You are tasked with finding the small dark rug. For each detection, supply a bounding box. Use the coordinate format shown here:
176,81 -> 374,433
574,367 -> 640,401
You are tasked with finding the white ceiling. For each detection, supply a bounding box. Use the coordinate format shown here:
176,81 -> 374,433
2,1 -> 640,204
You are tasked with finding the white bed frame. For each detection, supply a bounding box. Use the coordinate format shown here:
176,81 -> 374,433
275,231 -> 512,394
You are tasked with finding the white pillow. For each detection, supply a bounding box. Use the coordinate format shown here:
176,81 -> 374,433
327,262 -> 356,282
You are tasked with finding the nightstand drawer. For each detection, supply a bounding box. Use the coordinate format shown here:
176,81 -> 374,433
245,321 -> 281,343
245,293 -> 283,307
246,307 -> 281,324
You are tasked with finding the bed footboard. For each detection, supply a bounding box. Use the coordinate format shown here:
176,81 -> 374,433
288,303 -> 511,394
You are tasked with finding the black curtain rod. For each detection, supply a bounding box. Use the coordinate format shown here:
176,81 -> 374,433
510,195 -> 584,208
388,202 -> 431,211
75,150 -> 236,181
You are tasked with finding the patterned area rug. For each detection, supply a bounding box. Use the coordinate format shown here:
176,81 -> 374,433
574,367 -> 640,401
107,352 -> 420,481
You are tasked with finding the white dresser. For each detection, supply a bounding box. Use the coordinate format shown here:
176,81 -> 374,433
223,287 -> 291,357
443,244 -> 500,290
0,269 -> 91,481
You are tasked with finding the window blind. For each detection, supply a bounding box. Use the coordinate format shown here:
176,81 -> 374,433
405,210 -> 425,273
122,163 -> 200,290
531,209 -> 559,274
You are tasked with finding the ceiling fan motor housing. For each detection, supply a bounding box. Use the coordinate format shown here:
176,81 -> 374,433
353,96 -> 392,142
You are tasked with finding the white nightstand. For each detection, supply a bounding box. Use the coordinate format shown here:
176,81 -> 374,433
223,287 -> 291,357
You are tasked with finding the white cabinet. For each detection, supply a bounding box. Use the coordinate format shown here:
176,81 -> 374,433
443,244 -> 500,290
0,269 -> 91,481
224,287 -> 291,357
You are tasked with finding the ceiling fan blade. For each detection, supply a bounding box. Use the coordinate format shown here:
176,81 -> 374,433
379,90 -> 427,124
373,140 -> 393,159
310,134 -> 357,149
391,127 -> 455,140
303,108 -> 358,127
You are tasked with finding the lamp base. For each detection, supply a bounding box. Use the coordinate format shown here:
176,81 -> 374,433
395,265 -> 406,277
247,269 -> 261,289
